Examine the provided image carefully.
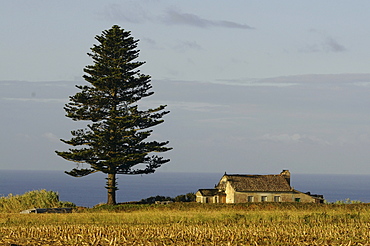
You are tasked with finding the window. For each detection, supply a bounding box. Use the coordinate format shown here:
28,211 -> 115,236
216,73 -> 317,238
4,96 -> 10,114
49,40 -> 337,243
248,196 -> 254,202
295,198 -> 301,202
261,196 -> 268,202
274,196 -> 281,202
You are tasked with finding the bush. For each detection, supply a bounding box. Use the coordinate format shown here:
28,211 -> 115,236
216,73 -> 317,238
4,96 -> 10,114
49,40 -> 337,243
140,193 -> 196,204
0,190 -> 75,213
174,193 -> 196,202
140,195 -> 173,204
333,198 -> 363,204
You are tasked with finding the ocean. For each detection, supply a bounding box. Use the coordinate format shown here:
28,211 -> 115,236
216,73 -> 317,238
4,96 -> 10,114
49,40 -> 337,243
0,170 -> 369,207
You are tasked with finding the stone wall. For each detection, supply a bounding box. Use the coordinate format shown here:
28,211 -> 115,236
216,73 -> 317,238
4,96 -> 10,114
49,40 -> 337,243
233,191 -> 316,203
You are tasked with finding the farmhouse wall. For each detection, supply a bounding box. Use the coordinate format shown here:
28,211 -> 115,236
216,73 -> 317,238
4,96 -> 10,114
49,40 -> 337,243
290,192 -> 316,203
225,182 -> 235,203
233,191 -> 316,203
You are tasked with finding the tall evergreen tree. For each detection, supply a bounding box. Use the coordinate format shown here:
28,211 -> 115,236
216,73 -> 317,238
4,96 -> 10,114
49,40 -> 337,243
56,25 -> 171,205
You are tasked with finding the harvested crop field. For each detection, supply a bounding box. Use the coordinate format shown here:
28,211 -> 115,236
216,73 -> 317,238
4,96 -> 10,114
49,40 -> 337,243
1,203 -> 369,245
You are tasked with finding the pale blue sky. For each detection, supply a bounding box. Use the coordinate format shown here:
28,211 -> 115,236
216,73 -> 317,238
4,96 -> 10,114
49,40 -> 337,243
1,1 -> 370,175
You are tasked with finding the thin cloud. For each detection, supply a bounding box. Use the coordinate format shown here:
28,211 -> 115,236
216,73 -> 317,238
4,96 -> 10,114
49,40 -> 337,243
140,37 -> 165,50
214,78 -> 297,87
96,3 -> 149,23
301,29 -> 347,53
324,37 -> 346,52
142,37 -> 157,46
16,133 -> 32,141
95,5 -> 254,30
169,101 -> 225,112
138,98 -> 225,113
2,97 -> 66,103
300,38 -> 347,53
216,73 -> 370,87
259,73 -> 370,85
259,133 -> 330,145
42,132 -> 60,143
163,9 -> 254,29
174,40 -> 203,52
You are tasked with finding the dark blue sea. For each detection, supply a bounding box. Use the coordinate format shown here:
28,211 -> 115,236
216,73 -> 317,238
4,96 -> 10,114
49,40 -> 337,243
0,170 -> 369,207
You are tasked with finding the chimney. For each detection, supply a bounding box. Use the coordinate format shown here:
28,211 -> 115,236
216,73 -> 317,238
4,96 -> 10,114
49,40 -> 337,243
280,170 -> 291,186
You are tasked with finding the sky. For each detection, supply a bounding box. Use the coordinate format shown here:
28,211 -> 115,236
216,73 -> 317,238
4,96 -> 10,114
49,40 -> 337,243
1,1 -> 370,175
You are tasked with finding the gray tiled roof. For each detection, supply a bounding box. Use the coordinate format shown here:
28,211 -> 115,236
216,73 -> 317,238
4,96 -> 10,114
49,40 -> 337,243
197,189 -> 219,196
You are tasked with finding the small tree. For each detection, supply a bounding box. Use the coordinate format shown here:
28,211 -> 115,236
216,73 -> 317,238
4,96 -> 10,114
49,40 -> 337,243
56,25 -> 171,205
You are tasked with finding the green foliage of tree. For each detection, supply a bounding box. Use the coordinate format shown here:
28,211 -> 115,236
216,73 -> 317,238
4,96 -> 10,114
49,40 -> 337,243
140,195 -> 174,204
56,25 -> 171,205
140,193 -> 196,204
174,193 -> 196,202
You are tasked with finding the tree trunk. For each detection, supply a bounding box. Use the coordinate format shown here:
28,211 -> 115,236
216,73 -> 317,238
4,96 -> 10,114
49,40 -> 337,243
107,173 -> 117,205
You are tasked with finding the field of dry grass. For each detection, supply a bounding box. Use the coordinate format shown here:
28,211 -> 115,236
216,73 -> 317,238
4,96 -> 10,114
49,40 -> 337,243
0,203 -> 369,245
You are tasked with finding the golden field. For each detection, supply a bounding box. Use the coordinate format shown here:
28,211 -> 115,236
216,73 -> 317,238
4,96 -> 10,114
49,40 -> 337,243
0,203 -> 369,245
